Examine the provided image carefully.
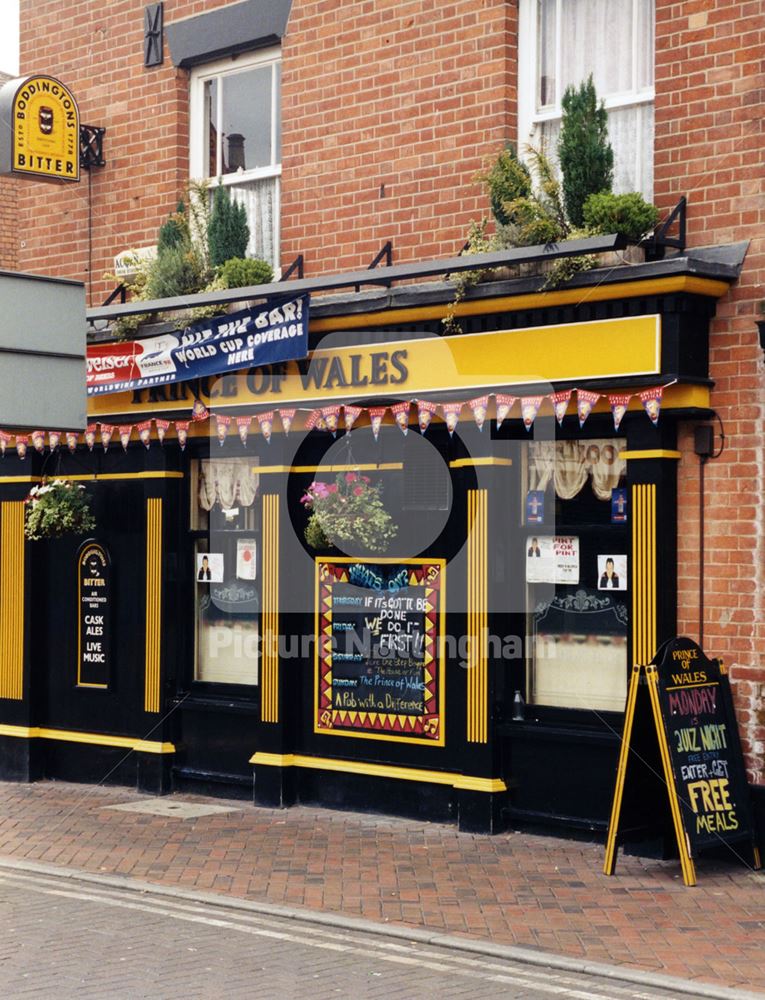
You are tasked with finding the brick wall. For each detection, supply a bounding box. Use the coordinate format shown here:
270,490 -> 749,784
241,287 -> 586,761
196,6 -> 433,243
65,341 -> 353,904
0,71 -> 18,271
655,1 -> 765,781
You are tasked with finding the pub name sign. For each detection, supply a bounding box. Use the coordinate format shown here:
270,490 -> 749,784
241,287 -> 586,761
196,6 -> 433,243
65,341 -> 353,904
0,75 -> 80,182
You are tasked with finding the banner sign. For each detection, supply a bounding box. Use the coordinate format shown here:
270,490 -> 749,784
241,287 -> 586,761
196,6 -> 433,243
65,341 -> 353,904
315,559 -> 445,745
77,542 -> 110,688
86,295 -> 310,396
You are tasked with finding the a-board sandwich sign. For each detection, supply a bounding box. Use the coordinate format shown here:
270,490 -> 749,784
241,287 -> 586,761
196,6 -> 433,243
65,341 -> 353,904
604,636 -> 760,886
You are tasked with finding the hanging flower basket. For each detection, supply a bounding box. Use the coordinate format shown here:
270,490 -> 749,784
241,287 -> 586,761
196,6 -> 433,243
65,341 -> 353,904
24,479 -> 96,541
301,472 -> 398,553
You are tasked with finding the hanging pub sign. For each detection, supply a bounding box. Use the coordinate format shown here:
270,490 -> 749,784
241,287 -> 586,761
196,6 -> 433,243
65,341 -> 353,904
604,637 -> 761,886
77,541 -> 111,688
0,75 -> 80,182
86,294 -> 310,395
315,558 -> 445,745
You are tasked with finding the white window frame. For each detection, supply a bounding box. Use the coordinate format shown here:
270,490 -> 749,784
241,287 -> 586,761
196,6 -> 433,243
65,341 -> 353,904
517,0 -> 655,197
189,47 -> 282,263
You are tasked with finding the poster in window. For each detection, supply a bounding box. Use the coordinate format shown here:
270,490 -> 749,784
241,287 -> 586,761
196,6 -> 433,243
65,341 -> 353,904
526,536 -> 579,584
315,559 -> 445,745
526,490 -> 545,524
598,554 -> 627,591
197,552 -> 224,583
236,538 -> 257,580
611,487 -> 628,523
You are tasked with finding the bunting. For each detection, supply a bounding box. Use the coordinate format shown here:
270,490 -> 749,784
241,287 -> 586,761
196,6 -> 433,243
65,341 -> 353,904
155,419 -> 170,445
0,431 -> 9,457
85,425 -> 97,452
279,409 -> 296,435
305,410 -> 321,431
640,386 -> 663,426
442,402 -> 463,437
609,393 -> 632,431
551,390 -> 572,426
416,400 -> 437,434
138,420 -> 152,449
32,431 -> 45,453
520,396 -> 544,432
66,431 -> 78,454
100,424 -> 115,451
175,420 -> 190,450
48,431 -> 61,452
16,436 -> 28,459
369,406 -> 386,441
191,398 -> 209,422
236,415 -> 252,446
469,396 -> 489,432
343,405 -> 362,433
321,406 -> 341,434
495,394 -> 517,430
257,411 -> 274,444
215,413 -> 231,445
576,390 -> 600,428
391,401 -> 410,436
119,424 -> 133,451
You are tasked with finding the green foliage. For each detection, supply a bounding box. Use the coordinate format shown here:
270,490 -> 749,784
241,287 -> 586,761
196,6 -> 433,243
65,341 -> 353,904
208,184 -> 250,268
144,243 -> 205,300
300,473 -> 398,553
476,144 -> 532,226
218,256 -> 274,289
583,191 -> 660,241
558,75 -> 614,227
24,480 -> 96,541
157,200 -> 188,253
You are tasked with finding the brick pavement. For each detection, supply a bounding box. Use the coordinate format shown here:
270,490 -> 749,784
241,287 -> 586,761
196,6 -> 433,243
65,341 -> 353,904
0,781 -> 763,993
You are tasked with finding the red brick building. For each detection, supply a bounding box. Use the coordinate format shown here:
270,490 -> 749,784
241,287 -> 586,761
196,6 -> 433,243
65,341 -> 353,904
2,1 -> 763,854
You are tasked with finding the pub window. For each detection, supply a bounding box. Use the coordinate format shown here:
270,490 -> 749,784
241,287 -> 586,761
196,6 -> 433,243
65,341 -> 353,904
517,0 -> 655,198
189,48 -> 281,269
524,438 -> 629,712
191,457 -> 261,686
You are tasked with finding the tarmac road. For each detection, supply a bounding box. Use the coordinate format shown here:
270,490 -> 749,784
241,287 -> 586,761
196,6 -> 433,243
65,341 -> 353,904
0,865 -> 703,1000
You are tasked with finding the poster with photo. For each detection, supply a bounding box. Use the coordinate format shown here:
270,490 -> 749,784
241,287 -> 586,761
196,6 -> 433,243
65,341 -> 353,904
197,552 -> 224,583
598,554 -> 627,591
236,538 -> 258,580
526,536 -> 580,584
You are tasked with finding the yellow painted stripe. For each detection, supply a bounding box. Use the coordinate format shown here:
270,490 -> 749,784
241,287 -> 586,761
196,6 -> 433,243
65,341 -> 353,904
449,457 -> 513,469
144,498 -> 162,713
0,724 -> 175,753
619,450 -> 681,461
0,476 -> 40,484
632,484 -> 657,667
603,664 -> 641,874
647,667 -> 696,886
0,502 -> 25,700
67,472 -> 185,482
248,752 -> 507,793
255,463 -> 404,475
261,494 -> 280,723
309,276 -> 731,332
466,489 -> 488,743
665,682 -> 719,692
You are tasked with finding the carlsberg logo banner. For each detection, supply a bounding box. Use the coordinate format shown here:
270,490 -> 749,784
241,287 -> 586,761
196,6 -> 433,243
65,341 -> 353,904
87,294 -> 310,395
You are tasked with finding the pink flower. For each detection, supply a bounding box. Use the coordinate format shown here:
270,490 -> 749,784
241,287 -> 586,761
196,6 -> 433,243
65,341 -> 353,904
327,484 -> 338,494
353,486 -> 364,496
300,493 -> 312,506
345,472 -> 358,483
362,476 -> 371,483
311,482 -> 330,498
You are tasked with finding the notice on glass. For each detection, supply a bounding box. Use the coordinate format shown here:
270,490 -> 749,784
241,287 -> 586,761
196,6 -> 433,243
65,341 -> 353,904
526,535 -> 579,584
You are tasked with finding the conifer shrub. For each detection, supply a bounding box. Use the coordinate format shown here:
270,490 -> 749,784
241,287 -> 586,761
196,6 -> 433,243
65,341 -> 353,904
558,75 -> 614,227
208,184 -> 250,268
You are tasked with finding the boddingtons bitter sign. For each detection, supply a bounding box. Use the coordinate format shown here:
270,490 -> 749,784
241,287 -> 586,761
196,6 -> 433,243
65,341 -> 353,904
0,75 -> 80,182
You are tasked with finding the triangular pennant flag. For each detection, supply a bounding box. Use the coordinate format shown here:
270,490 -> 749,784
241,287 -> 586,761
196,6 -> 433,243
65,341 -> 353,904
85,424 -> 97,452
369,407 -> 386,441
48,431 -> 61,452
609,393 -> 632,431
155,419 -> 170,445
31,430 -> 45,453
321,405 -> 341,434
469,396 -> 489,432
551,390 -> 571,427
191,397 -> 209,422
577,390 -> 601,428
278,409 -> 296,435
137,420 -> 152,449
495,394 -> 517,429
214,413 -> 231,446
0,431 -> 10,457
118,424 -> 133,451
343,406 -> 362,433
640,387 -> 663,426
442,402 -> 463,437
305,410 -> 321,431
257,411 -> 274,444
520,396 -> 544,432
66,431 -> 78,454
175,420 -> 190,450
15,435 -> 28,460
391,401 -> 410,435
416,400 -> 437,434
100,423 -> 115,451
236,415 -> 252,446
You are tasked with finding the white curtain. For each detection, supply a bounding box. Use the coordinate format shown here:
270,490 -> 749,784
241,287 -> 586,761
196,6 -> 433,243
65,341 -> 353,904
230,176 -> 278,267
529,439 -> 626,501
198,459 -> 260,511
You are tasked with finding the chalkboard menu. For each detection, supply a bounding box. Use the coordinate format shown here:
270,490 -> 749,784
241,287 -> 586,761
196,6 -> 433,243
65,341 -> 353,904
77,542 -> 110,688
605,636 -> 760,886
315,559 -> 444,745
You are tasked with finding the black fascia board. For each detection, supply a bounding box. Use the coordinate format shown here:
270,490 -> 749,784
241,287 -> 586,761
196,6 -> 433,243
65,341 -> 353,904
166,0 -> 292,68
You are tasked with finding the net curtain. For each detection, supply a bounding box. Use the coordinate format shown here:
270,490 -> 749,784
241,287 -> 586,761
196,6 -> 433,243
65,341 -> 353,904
198,459 -> 260,511
529,439 -> 625,501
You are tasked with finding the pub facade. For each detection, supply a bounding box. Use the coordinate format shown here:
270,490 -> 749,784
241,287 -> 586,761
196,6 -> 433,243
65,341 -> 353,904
0,0 -> 763,846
